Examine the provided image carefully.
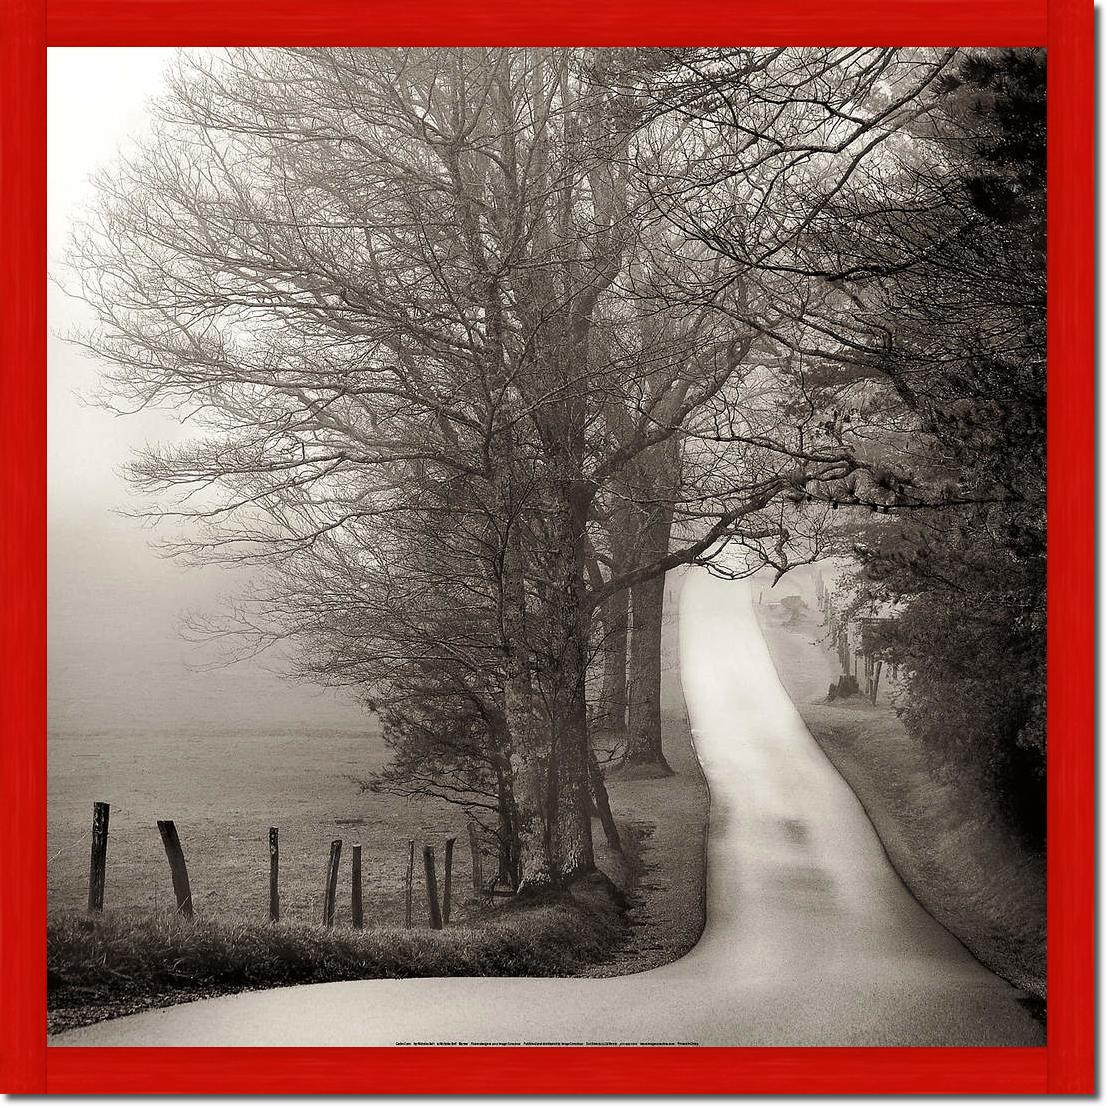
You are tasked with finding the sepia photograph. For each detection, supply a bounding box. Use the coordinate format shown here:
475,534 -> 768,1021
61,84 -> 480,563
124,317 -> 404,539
46,44 -> 1047,1049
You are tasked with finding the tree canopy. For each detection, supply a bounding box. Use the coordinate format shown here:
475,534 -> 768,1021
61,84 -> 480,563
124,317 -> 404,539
69,46 -> 1047,887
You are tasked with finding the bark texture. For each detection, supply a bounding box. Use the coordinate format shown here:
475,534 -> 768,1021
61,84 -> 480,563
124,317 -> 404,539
545,485 -> 597,883
596,561 -> 630,739
589,749 -> 623,852
625,507 -> 674,774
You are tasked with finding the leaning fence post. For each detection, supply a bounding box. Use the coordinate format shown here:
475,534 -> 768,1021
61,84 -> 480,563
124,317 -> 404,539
443,837 -> 456,925
157,819 -> 194,918
322,839 -> 342,927
87,801 -> 110,913
268,827 -> 280,923
467,822 -> 483,898
423,845 -> 443,930
404,840 -> 415,928
871,660 -> 883,704
351,843 -> 364,929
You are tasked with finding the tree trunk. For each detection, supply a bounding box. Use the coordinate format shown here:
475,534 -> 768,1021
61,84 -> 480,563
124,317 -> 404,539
594,505 -> 631,742
625,509 -> 674,775
499,494 -> 554,894
508,763 -> 551,897
549,676 -> 594,882
588,749 -> 622,852
546,485 -> 596,884
511,745 -> 552,891
595,583 -> 629,740
494,768 -> 520,888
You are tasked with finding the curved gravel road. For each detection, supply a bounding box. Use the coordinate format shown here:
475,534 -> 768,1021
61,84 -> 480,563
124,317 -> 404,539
54,570 -> 1044,1047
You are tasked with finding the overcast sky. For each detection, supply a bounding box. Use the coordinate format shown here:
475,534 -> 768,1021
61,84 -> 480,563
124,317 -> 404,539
48,49 -> 367,736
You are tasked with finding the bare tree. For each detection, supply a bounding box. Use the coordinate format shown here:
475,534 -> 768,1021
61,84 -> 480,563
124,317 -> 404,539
69,46 -> 949,891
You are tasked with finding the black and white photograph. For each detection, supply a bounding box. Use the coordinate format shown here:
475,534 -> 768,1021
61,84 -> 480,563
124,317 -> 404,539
47,45 -> 1047,1047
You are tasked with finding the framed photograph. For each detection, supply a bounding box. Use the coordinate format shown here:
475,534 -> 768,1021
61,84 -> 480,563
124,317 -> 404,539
1,0 -> 1092,1094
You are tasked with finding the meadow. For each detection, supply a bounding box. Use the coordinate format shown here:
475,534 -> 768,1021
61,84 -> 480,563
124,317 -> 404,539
48,724 -> 474,929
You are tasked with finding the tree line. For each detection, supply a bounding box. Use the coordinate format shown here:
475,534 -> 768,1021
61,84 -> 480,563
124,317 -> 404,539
70,46 -> 1046,892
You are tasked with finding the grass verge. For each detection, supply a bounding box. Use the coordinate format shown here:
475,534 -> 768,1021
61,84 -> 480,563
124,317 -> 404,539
590,706 -> 708,977
48,872 -> 626,1034
587,583 -> 709,977
758,596 -> 1046,1005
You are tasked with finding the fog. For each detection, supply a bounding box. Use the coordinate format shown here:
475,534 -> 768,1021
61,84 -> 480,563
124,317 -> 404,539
48,49 -> 367,735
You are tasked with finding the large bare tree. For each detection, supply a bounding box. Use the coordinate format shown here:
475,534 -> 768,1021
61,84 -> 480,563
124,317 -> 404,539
70,46 -> 948,890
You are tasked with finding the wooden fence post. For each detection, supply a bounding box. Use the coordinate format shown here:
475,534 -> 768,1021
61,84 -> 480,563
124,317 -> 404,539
351,843 -> 364,929
322,839 -> 342,927
443,837 -> 455,925
405,840 -> 415,928
268,827 -> 279,923
157,820 -> 194,918
87,801 -> 109,913
467,822 -> 482,898
423,845 -> 443,930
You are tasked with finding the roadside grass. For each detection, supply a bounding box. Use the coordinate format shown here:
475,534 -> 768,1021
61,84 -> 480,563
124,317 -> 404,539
758,592 -> 1046,1004
589,580 -> 710,977
592,707 -> 708,977
48,872 -> 626,1034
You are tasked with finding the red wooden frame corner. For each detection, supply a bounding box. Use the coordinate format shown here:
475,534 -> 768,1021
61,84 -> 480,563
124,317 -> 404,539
1,0 -> 1092,1093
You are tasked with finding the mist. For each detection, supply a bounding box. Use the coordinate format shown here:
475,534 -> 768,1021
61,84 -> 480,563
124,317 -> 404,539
48,48 -> 366,736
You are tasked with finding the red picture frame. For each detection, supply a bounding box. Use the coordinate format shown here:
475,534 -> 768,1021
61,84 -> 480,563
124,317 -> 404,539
1,0 -> 1092,1093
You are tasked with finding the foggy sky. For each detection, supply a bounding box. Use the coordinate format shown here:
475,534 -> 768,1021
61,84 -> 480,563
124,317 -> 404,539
48,49 -> 368,735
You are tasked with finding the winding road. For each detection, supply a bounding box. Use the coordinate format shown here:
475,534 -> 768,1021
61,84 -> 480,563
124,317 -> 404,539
54,570 -> 1044,1047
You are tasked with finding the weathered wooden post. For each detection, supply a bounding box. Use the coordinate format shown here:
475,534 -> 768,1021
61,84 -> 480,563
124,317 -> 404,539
467,822 -> 482,898
268,827 -> 279,923
157,820 -> 194,918
322,839 -> 342,927
423,845 -> 443,930
443,837 -> 455,925
351,843 -> 364,929
404,840 -> 415,928
87,801 -> 110,913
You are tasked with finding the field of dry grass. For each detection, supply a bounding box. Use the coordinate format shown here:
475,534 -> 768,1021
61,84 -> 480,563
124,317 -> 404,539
756,582 -> 1046,1005
48,724 -> 469,930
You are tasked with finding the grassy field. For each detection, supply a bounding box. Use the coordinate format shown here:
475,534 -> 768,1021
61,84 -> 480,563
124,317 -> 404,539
48,724 -> 470,930
755,575 -> 1046,1004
